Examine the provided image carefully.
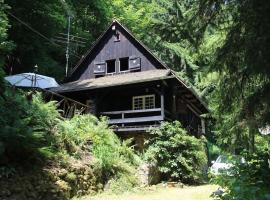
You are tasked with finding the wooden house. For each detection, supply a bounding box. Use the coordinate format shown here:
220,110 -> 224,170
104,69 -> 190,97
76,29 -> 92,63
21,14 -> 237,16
52,20 -> 209,149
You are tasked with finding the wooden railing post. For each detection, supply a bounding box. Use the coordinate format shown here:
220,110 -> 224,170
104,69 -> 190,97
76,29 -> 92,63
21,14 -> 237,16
161,88 -> 165,119
172,86 -> 177,119
121,112 -> 125,127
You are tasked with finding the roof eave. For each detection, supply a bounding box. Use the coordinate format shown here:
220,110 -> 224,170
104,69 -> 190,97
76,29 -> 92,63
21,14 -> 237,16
170,70 -> 209,113
52,75 -> 174,93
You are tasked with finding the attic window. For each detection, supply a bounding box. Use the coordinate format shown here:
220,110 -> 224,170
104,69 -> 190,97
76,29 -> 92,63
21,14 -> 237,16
119,57 -> 129,71
106,59 -> 116,74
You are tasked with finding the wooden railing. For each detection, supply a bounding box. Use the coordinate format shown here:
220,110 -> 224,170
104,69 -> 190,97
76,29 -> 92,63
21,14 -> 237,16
41,88 -> 90,118
100,108 -> 164,125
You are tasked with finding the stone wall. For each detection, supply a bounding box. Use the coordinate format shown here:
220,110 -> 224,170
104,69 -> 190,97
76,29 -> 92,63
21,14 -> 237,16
137,163 -> 160,186
117,131 -> 149,152
0,156 -> 102,200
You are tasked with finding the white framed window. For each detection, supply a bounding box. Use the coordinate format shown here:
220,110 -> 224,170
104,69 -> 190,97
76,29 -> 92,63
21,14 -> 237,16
132,95 -> 155,110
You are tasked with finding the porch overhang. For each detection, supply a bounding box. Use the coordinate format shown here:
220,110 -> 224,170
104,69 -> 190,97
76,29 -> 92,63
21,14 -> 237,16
51,70 -> 173,93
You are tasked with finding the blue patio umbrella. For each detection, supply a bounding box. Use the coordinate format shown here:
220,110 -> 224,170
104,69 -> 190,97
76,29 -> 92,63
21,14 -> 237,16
4,72 -> 59,89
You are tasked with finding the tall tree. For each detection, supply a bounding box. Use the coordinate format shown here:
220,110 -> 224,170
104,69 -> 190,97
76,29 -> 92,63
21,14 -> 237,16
5,0 -> 67,79
0,0 -> 13,87
196,0 -> 270,151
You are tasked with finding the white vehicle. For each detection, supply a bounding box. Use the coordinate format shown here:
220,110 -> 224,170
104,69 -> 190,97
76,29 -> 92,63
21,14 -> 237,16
210,155 -> 233,175
209,155 -> 245,175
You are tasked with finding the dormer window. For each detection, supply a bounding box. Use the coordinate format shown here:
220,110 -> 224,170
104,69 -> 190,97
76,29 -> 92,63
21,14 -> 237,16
106,59 -> 116,74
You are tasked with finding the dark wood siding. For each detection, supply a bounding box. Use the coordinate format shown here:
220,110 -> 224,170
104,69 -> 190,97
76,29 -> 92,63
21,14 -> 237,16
70,23 -> 163,81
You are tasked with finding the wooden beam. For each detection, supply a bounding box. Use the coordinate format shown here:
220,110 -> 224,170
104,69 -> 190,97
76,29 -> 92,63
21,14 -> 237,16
108,115 -> 163,124
41,88 -> 89,108
113,125 -> 159,132
188,98 -> 198,103
201,119 -> 206,134
161,88 -> 165,119
172,85 -> 177,119
187,104 -> 201,118
100,108 -> 161,115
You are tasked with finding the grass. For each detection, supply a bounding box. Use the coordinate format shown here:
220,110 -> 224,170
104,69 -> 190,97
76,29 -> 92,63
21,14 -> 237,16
76,184 -> 217,200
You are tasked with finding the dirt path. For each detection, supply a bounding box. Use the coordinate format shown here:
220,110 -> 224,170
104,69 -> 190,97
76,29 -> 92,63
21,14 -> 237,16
82,184 -> 217,200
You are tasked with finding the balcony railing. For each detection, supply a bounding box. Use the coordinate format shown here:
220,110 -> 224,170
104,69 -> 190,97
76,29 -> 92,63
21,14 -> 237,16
100,108 -> 164,125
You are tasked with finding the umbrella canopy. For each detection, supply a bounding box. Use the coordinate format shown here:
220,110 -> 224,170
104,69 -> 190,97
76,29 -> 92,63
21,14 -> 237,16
4,73 -> 59,89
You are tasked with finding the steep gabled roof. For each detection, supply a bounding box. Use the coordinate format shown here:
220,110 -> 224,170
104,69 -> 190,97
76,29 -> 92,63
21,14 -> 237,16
68,20 -> 169,78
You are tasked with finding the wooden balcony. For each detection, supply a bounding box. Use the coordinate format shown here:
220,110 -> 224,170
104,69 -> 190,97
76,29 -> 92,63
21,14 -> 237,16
100,108 -> 164,125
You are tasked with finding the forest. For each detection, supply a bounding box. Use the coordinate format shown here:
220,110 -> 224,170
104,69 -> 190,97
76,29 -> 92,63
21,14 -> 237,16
0,0 -> 270,199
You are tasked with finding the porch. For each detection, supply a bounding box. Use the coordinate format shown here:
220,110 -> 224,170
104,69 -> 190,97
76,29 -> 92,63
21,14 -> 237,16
97,83 -> 173,131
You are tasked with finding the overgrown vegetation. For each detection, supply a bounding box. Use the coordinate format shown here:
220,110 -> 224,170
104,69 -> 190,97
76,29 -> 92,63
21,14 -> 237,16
0,90 -> 60,163
56,114 -> 140,188
145,121 -> 207,184
211,150 -> 270,200
0,88 -> 140,198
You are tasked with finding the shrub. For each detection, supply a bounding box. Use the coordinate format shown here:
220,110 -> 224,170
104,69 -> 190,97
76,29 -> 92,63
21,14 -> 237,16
0,90 -> 60,162
145,121 -> 207,184
207,141 -> 222,163
106,171 -> 139,194
211,149 -> 270,200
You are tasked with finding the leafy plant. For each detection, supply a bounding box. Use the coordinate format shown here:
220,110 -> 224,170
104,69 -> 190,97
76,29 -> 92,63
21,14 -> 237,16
56,114 -> 141,188
0,90 -> 60,162
145,121 -> 207,184
0,166 -> 16,178
211,149 -> 270,200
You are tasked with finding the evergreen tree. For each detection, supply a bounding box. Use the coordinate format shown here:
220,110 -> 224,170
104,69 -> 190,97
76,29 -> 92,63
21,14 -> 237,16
197,0 -> 270,151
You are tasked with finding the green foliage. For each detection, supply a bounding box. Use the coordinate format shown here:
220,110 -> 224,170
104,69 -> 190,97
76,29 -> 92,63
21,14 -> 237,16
5,0 -> 67,78
0,88 -> 140,193
194,0 -> 270,152
145,121 -> 207,184
4,0 -> 114,79
106,171 -> 139,194
211,149 -> 270,200
207,141 -> 222,162
0,1 -> 13,57
0,0 -> 14,86
0,166 -> 16,178
0,90 -> 60,161
56,114 -> 141,189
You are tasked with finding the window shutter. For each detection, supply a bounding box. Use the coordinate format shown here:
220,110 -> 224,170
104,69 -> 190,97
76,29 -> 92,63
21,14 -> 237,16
94,62 -> 106,74
129,57 -> 141,70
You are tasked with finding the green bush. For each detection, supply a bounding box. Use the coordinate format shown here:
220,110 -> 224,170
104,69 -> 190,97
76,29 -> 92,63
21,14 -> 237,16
211,150 -> 270,200
106,171 -> 139,194
145,121 -> 207,184
207,141 -> 222,163
0,90 -> 60,162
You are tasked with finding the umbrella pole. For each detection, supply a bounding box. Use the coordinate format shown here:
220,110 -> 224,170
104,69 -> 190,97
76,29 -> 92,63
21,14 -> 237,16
34,65 -> 38,89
